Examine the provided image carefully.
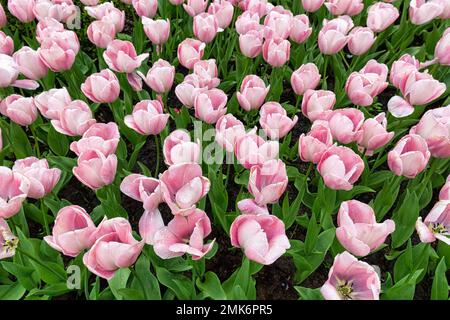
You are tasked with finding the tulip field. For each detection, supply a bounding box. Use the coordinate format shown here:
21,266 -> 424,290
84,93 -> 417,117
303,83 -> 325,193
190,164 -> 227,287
0,0 -> 449,302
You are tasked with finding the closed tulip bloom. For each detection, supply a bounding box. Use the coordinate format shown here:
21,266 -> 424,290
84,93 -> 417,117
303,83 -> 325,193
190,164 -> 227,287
248,159 -> 288,205
163,129 -> 200,166
409,105 -> 450,158
435,28 -> 450,66
263,10 -> 293,40
0,31 -> 13,56
193,13 -> 220,44
177,38 -> 205,70
73,149 -> 117,190
193,59 -> 220,89
34,87 -> 71,120
402,70 -> 446,106
70,122 -> 120,157
409,0 -> 443,25
336,200 -> 395,257
240,0 -> 271,16
215,114 -> 246,153
194,89 -> 228,124
142,17 -> 170,45
389,54 -> 419,89
237,75 -> 270,111
437,0 -> 450,18
175,74 -> 207,108
301,89 -> 336,121
291,63 -> 321,96
44,205 -> 96,257
13,46 -> 48,80
33,0 -> 77,23
302,0 -> 324,12
235,133 -> 279,169
35,17 -> 64,43
159,163 -> 210,216
416,200 -> 450,245
124,99 -> 169,135
318,16 -> 353,55
208,0 -> 234,29
318,145 -> 364,190
38,32 -> 79,72
0,167 -> 30,219
367,2 -> 399,32
120,174 -> 162,211
132,0 -> 157,17
321,251 -> 381,300
230,213 -> 290,265
83,217 -> 144,280
0,218 -> 18,260
103,40 -> 148,73
259,102 -> 298,140
0,3 -> 7,28
239,29 -> 263,58
262,37 -> 290,67
289,14 -> 312,44
81,69 -> 120,104
439,176 -> 450,200
388,134 -> 430,178
298,122 -> 333,163
324,0 -> 363,16
85,2 -> 125,33
329,108 -> 365,144
52,100 -> 95,136
87,20 -> 116,49
0,54 -> 38,90
137,59 -> 175,94
8,0 -> 35,23
237,198 -> 269,215
139,209 -> 164,245
0,94 -> 38,126
356,113 -> 394,156
347,27 -> 376,56
235,11 -> 260,35
183,0 -> 208,17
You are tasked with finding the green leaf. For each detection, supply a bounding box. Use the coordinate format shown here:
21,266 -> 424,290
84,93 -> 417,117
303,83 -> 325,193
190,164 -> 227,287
294,286 -> 323,300
382,270 -> 423,300
391,190 -> 420,248
196,272 -> 227,300
134,255 -> 161,300
118,288 -> 145,300
0,283 -> 26,300
9,122 -> 33,158
431,258 -> 448,300
108,268 -> 131,300
155,267 -> 195,300
47,125 -> 69,156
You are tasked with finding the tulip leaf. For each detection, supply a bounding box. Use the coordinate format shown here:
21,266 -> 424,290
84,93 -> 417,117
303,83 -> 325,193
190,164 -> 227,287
431,258 -> 448,300
0,283 -> 26,300
133,255 -> 161,300
294,286 -> 324,300
47,125 -> 69,156
9,122 -> 33,159
108,268 -> 131,300
196,272 -> 227,300
391,190 -> 420,248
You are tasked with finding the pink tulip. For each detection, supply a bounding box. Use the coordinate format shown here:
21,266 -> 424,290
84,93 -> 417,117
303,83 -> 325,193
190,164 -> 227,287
0,31 -> 13,56
409,105 -> 450,158
44,205 -> 96,257
230,213 -> 290,265
0,94 -> 38,126
324,0 -> 363,16
139,209 -> 164,245
81,69 -> 120,104
163,129 -> 200,166
298,122 -> 333,163
87,20 -> 116,49
73,149 -> 117,190
215,114 -> 246,153
0,54 -> 39,90
159,163 -> 210,216
193,59 -> 220,89
435,27 -> 450,66
70,122 -> 120,157
80,0 -> 98,4
409,0 -> 443,25
137,59 -> 175,94
235,133 -> 279,169
0,218 -> 18,259
35,17 -> 64,43
194,88 -> 228,124
235,11 -> 260,35
183,0 -> 208,16
38,30 -> 79,72
153,209 -> 215,260
347,27 -> 376,56
389,54 -> 420,89
33,0 -> 77,23
193,13 -> 220,44
142,17 -> 170,45
403,70 -> 446,106
12,157 -> 61,199
83,217 -> 144,280
326,108 -> 367,146
51,100 -> 95,136
240,0 -> 271,16
169,0 -> 184,5
318,15 -> 353,55
301,89 -> 336,121
367,2 -> 399,32
262,37 -> 290,67
7,0 -> 35,23
177,38 -> 205,69
103,40 -> 148,74
291,63 -> 321,96
263,10 -> 293,40
120,174 -> 162,211
208,0 -> 234,29
437,0 -> 450,18
318,145 -> 364,190
175,74 -> 207,108
0,3 -> 7,28
289,14 -> 312,44
237,75 -> 270,111
124,99 -> 169,135
0,167 -> 30,219
356,113 -> 394,156
321,251 -> 380,300
336,200 -> 395,257
439,176 -> 450,200
132,0 -> 157,17
237,198 -> 269,215
259,102 -> 298,140
34,87 -> 71,120
13,46 -> 48,80
239,29 -> 263,58
248,159 -> 288,205
416,200 -> 450,245
85,2 -> 125,33
302,0 -> 324,12
387,134 -> 430,178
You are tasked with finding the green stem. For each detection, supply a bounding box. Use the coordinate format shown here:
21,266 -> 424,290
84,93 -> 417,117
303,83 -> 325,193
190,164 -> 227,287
40,199 -> 50,235
30,125 -> 41,158
322,56 -> 329,90
154,134 -> 160,177
84,266 -> 90,300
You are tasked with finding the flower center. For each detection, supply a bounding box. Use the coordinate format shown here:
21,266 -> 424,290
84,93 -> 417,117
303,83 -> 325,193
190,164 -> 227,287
430,223 -> 447,234
2,235 -> 18,254
336,280 -> 353,300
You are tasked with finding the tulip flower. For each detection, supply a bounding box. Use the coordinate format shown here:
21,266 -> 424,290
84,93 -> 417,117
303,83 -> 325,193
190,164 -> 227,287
0,166 -> 30,219
235,11 -> 261,35
237,198 -> 269,215
34,87 -> 71,120
289,14 -> 312,44
409,0 -> 443,25
215,114 -> 246,153
83,217 -> 144,280
51,100 -> 96,137
80,0 -> 98,4
35,17 -> 65,44
387,96 -> 415,118
193,13 -> 220,44
416,200 -> 450,245
177,38 -> 205,70
435,27 -> 450,66
356,113 -> 394,156
87,20 -> 116,49
263,10 -> 293,40
347,27 -> 376,56
13,46 -> 48,80
0,31 -> 13,55
367,2 -> 399,32
132,0 -> 157,17
194,89 -> 228,124
138,59 -> 175,94
301,89 -> 336,121
259,102 -> 298,140
320,251 -> 381,300
291,63 -> 321,96
298,122 -> 333,163
318,15 -> 353,55
7,0 -> 35,23
73,149 -> 117,190
230,213 -> 290,265
142,17 -> 170,46
44,205 -> 97,257
0,54 -> 39,90
175,74 -> 207,108
103,40 -> 148,74
302,0 -> 324,12
85,2 -> 125,33
239,29 -> 264,58
237,75 -> 270,111
33,0 -> 77,23
163,130 -> 201,166
193,59 -> 220,89
0,218 -> 18,259
124,99 -> 169,135
0,3 -> 7,28
70,122 -> 120,157
389,54 -> 420,89
324,0 -> 363,16
208,0 -> 234,29
439,176 -> 450,200
0,94 -> 38,126
318,145 -> 365,190
402,70 -> 446,106
235,133 -> 279,169
120,174 -> 162,211
437,0 -> 450,18
183,0 -> 208,17
159,163 -> 210,216
81,69 -> 120,104
387,134 -> 430,178
38,31 -> 79,72
262,37 -> 290,67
